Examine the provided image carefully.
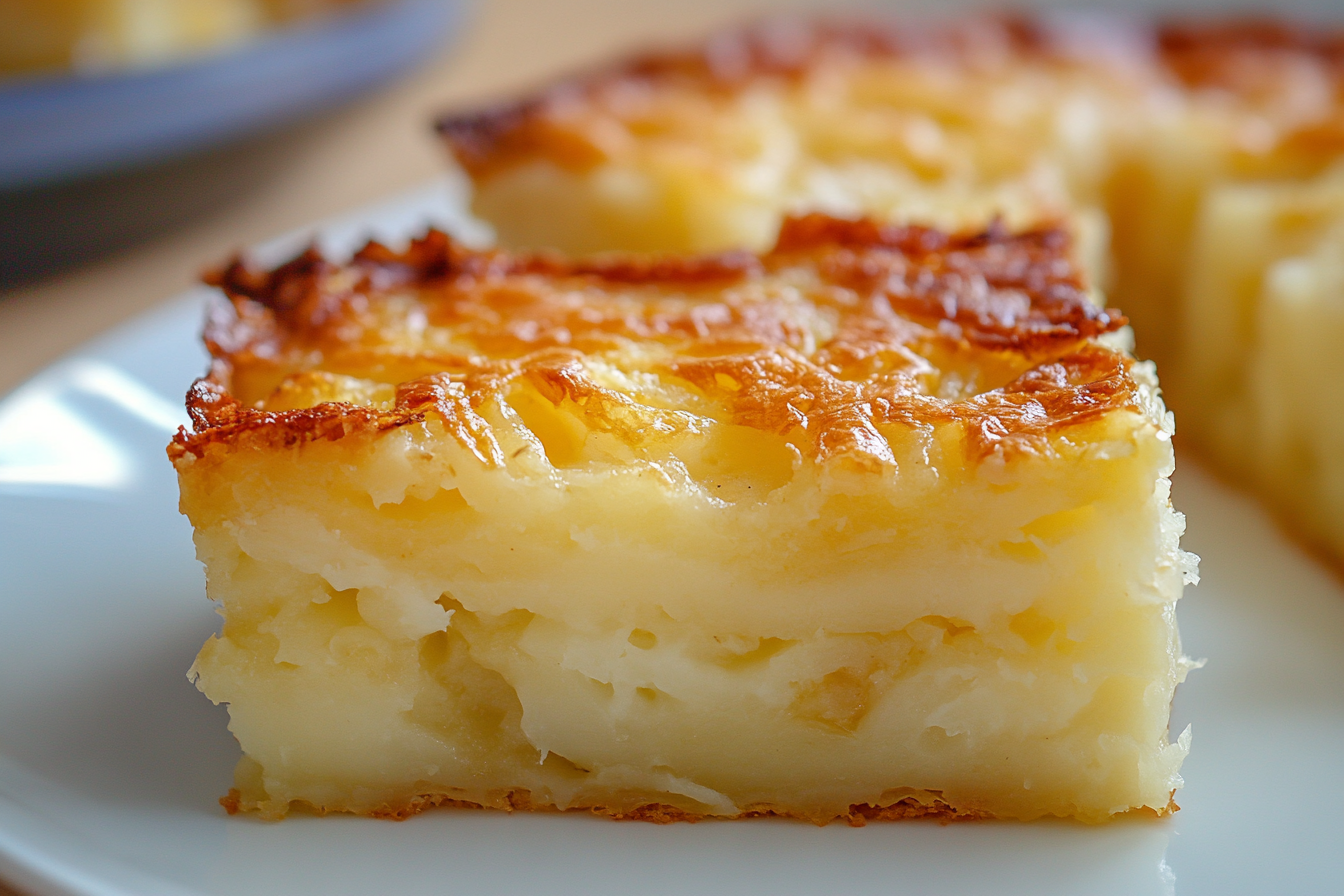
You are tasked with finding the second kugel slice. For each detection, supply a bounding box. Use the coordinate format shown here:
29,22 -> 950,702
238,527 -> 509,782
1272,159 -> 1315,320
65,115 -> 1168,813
439,14 -> 1344,569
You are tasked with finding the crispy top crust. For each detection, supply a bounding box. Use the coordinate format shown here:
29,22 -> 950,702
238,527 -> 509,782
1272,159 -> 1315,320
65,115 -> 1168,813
171,215 -> 1136,468
438,15 -> 1344,179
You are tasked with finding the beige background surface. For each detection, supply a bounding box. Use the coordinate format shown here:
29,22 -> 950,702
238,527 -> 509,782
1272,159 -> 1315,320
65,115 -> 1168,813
0,0 -> 789,892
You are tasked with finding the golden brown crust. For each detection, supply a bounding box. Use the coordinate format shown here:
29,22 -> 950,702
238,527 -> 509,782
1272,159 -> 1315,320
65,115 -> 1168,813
172,216 -> 1136,468
771,215 -> 1119,349
437,15 -> 1344,180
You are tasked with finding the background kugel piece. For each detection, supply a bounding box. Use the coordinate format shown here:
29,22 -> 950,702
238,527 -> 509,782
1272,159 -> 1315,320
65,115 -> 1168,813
439,14 -> 1344,572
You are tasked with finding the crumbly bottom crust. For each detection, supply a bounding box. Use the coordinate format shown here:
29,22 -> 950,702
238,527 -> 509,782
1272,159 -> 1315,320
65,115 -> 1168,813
220,787 -> 985,825
220,787 -> 1179,825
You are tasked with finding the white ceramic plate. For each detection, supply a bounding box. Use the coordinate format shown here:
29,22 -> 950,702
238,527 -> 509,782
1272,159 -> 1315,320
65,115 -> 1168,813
2,181 -> 1342,896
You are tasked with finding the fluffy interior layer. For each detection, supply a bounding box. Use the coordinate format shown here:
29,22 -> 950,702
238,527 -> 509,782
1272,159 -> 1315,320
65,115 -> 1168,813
460,41 -> 1344,565
184,360 -> 1195,823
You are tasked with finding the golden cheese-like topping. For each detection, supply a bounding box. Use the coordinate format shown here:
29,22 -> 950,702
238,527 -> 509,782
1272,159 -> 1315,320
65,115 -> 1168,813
438,15 -> 1344,182
172,215 -> 1132,467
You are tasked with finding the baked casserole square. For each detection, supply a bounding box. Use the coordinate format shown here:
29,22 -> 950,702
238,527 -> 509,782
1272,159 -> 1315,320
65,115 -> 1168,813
172,215 -> 1196,823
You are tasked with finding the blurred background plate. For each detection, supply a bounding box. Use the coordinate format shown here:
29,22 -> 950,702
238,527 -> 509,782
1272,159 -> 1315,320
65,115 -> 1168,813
0,0 -> 465,190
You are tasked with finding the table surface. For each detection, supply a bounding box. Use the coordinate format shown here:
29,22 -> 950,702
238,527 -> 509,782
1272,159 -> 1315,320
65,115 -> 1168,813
0,1 -> 786,892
